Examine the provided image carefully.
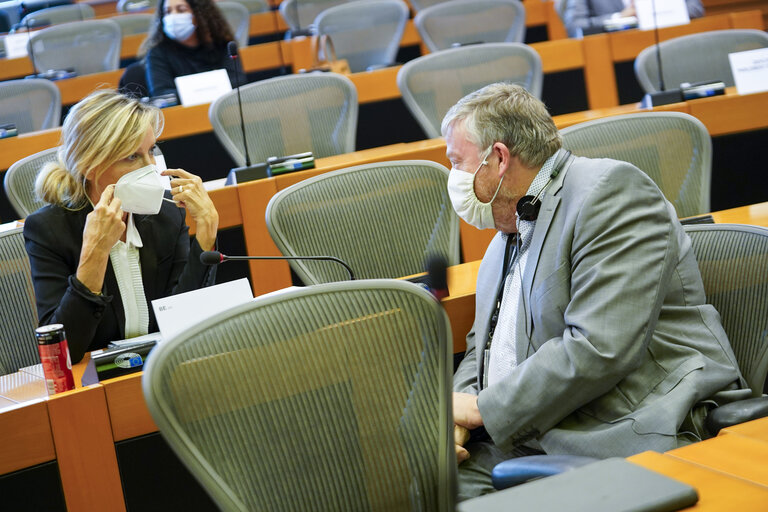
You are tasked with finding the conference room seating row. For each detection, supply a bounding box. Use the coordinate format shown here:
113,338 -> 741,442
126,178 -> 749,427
0,8 -> 762,178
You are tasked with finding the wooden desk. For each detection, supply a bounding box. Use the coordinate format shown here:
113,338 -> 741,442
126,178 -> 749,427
720,416 -> 768,443
628,450 -> 768,510
666,433 -> 768,487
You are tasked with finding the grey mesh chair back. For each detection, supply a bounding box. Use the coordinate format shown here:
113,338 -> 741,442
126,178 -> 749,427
635,29 -> 768,93
279,0 -> 351,32
143,279 -> 455,512
109,13 -> 153,36
397,42 -> 542,138
0,227 -> 40,376
217,1 -> 250,47
314,0 -> 408,73
228,0 -> 269,14
17,3 -> 94,29
266,160 -> 459,285
4,147 -> 59,219
116,0 -> 157,13
27,19 -> 122,75
209,73 -> 358,166
409,0 -> 451,10
0,79 -> 61,135
560,112 -> 711,218
414,0 -> 526,53
684,224 -> 768,396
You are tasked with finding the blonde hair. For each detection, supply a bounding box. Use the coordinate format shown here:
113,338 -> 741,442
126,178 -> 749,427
441,83 -> 561,168
36,90 -> 164,209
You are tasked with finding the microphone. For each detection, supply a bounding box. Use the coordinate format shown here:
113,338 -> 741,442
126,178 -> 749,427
425,254 -> 449,300
224,41 -> 269,185
200,250 -> 356,281
640,0 -> 682,108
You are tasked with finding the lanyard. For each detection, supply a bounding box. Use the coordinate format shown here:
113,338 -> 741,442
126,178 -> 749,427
482,234 -> 518,389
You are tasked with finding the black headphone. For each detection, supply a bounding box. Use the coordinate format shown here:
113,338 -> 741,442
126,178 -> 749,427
516,149 -> 572,222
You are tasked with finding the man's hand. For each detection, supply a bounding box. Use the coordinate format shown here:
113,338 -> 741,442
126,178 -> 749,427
453,392 -> 483,430
454,424 -> 470,464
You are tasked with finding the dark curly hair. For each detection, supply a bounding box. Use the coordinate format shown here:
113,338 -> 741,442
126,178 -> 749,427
144,0 -> 235,51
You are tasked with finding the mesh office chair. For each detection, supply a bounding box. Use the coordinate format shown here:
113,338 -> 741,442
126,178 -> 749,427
217,1 -> 250,48
266,160 -> 460,285
635,29 -> 768,94
0,227 -> 40,376
560,112 -> 712,218
685,224 -> 768,400
4,147 -> 59,219
397,42 -> 542,138
109,13 -> 153,36
209,73 -> 358,166
278,0 -> 351,35
0,79 -> 61,135
314,0 -> 409,73
16,3 -> 94,29
413,0 -> 526,53
227,0 -> 269,14
409,0 -> 450,11
116,0 -> 157,13
27,19 -> 122,75
143,279 -> 455,511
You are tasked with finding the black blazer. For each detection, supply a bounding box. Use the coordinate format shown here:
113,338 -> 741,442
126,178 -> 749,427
24,200 -> 216,362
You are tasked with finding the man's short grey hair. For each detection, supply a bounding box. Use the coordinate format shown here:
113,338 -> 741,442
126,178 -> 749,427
441,83 -> 562,168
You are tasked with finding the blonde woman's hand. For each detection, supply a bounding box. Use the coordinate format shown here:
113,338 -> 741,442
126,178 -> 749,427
77,185 -> 125,293
163,169 -> 219,251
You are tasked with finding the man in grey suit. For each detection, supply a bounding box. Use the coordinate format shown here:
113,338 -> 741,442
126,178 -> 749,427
561,0 -> 704,37
444,83 -> 749,499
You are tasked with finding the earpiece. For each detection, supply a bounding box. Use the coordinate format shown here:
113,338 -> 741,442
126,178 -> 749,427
516,150 -> 572,222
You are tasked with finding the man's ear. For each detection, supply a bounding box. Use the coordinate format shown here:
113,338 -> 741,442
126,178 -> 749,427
491,142 -> 512,178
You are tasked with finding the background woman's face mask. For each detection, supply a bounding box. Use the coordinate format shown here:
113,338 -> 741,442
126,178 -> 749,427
163,12 -> 196,42
447,147 -> 504,230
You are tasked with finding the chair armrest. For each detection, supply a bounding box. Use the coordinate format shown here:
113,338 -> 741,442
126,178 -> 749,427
705,396 -> 768,436
491,454 -> 599,490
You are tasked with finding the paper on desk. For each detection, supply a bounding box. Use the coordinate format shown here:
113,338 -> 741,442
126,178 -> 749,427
4,33 -> 30,59
729,47 -> 768,96
174,68 -> 232,107
151,278 -> 253,341
635,0 -> 689,31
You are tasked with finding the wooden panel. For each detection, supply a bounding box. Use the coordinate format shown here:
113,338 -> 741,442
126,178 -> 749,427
237,178 -> 288,296
350,65 -> 401,104
442,292 -> 476,355
249,11 -> 280,37
533,38 -> 584,73
711,202 -> 768,226
720,417 -> 768,443
47,386 -> 125,511
119,33 -> 146,60
57,69 -> 123,106
158,103 -> 211,140
688,89 -> 768,136
582,34 -> 619,109
0,401 -> 56,475
629,450 -> 768,510
103,373 -> 157,442
667,434 -> 768,486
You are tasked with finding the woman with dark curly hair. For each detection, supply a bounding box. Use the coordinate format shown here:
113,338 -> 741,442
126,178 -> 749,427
144,0 -> 246,98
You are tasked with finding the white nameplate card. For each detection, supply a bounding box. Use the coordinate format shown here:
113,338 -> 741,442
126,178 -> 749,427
635,0 -> 690,31
4,33 -> 30,59
151,277 -> 253,341
729,47 -> 768,96
174,68 -> 232,107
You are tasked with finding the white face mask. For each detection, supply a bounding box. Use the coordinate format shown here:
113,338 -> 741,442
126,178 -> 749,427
114,164 -> 169,215
163,12 -> 196,42
447,147 -> 504,230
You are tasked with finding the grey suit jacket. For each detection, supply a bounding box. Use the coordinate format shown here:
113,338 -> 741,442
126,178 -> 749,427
562,0 -> 704,37
453,155 -> 748,458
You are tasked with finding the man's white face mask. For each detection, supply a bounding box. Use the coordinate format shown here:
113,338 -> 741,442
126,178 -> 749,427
447,146 -> 504,230
114,164 -> 171,215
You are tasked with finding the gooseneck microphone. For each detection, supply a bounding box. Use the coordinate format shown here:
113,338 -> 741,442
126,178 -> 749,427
227,41 -> 250,168
200,250 -> 356,281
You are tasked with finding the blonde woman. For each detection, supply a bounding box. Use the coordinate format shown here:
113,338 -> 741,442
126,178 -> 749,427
24,90 -> 219,362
